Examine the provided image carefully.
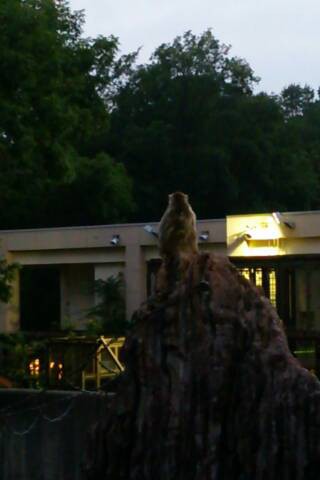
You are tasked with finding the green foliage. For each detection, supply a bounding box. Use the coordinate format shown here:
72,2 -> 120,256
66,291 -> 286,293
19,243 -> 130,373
0,260 -> 19,303
107,30 -> 320,220
0,0 -> 134,228
47,153 -> 134,225
0,333 -> 47,388
280,84 -> 315,118
86,274 -> 129,336
0,0 -> 319,228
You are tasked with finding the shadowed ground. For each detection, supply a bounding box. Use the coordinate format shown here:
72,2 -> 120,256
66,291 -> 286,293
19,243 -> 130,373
85,253 -> 320,480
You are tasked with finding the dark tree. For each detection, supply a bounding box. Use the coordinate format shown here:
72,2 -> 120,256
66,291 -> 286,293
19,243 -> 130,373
280,84 -> 315,118
108,31 -> 259,220
107,31 -> 319,221
0,0 -> 134,228
1,2 -> 320,228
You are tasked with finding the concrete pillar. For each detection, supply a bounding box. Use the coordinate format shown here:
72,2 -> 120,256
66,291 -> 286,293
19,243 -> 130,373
6,269 -> 20,332
0,239 -> 14,333
0,301 -> 7,332
125,244 -> 147,320
0,244 -> 20,333
0,268 -> 20,333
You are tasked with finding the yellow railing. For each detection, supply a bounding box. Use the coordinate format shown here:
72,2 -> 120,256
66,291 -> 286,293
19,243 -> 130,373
81,336 -> 126,390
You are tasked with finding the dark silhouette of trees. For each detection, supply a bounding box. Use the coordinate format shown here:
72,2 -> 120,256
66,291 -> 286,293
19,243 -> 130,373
1,3 -> 320,227
0,0 -> 134,228
107,32 -> 320,221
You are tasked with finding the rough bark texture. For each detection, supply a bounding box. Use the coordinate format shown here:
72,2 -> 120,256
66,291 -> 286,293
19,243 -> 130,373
85,253 -> 320,480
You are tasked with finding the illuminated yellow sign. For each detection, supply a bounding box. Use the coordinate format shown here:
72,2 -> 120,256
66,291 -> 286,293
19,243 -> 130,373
227,214 -> 284,257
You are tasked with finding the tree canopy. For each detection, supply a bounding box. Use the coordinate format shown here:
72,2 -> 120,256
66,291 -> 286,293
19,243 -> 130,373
0,0 -> 134,228
107,31 -> 320,220
0,2 -> 319,227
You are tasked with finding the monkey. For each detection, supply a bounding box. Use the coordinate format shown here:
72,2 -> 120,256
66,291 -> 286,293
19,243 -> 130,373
157,192 -> 198,291
159,192 -> 198,258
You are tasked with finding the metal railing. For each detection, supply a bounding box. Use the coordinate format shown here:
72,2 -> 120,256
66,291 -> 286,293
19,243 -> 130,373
81,336 -> 125,390
27,335 -> 126,390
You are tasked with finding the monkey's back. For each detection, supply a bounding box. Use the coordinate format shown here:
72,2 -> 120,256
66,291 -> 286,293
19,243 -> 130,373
159,209 -> 198,258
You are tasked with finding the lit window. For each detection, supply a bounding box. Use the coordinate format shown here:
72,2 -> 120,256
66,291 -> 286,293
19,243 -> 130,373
269,269 -> 277,307
238,267 -> 277,308
255,268 -> 263,287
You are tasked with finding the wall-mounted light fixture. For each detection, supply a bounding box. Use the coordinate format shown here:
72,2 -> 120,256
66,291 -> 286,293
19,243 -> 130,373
242,232 -> 252,241
143,225 -> 158,238
272,212 -> 295,229
110,234 -> 120,246
199,231 -> 210,241
272,211 -> 281,225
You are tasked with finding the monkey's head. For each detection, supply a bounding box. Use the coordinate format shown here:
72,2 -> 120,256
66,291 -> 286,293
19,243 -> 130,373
168,192 -> 190,213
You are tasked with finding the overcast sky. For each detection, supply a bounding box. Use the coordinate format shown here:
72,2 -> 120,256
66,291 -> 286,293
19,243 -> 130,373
69,0 -> 320,94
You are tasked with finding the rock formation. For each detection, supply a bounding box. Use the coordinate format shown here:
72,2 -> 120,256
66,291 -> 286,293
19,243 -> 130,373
85,253 -> 320,480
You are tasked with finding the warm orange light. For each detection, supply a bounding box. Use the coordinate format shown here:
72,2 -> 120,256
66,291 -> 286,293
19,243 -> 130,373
57,362 -> 64,381
29,358 -> 40,376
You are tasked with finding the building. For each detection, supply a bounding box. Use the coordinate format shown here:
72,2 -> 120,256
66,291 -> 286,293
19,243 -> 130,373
1,210 -> 320,339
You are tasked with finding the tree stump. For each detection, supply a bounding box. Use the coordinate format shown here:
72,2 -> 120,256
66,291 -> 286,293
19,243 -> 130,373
84,253 -> 320,479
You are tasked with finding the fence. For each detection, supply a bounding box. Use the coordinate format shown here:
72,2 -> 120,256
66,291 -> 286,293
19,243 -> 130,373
0,388 -> 110,480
